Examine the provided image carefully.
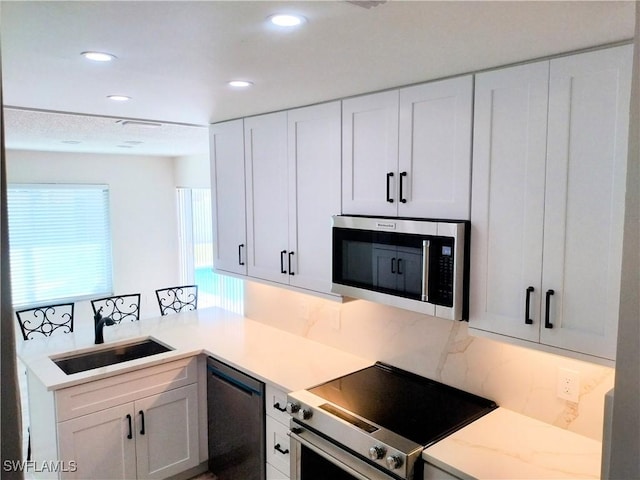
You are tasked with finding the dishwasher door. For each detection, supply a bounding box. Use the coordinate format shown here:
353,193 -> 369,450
207,356 -> 265,480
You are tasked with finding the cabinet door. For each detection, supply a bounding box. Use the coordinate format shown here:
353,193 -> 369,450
372,246 -> 398,291
470,61 -> 549,342
342,90 -> 399,216
135,384 -> 199,480
398,75 -> 473,219
58,403 -> 136,480
541,45 -> 632,359
210,119 -> 248,275
245,112 -> 289,283
287,101 -> 341,293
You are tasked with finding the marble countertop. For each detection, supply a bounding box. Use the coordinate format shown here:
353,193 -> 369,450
16,306 -> 374,392
423,408 -> 602,479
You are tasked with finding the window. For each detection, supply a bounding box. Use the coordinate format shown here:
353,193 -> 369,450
7,184 -> 113,307
177,188 -> 243,314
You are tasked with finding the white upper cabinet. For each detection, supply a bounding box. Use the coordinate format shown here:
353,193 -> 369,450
244,111 -> 289,284
470,45 -> 632,362
342,76 -> 473,219
210,119 -> 247,275
342,90 -> 399,216
287,101 -> 342,294
540,45 -> 632,358
398,76 -> 473,219
242,103 -> 341,295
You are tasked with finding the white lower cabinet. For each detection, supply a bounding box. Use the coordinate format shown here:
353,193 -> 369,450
44,357 -> 201,480
58,384 -> 198,480
423,462 -> 462,480
265,384 -> 291,479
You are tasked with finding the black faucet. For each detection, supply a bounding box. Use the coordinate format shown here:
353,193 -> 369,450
94,307 -> 115,344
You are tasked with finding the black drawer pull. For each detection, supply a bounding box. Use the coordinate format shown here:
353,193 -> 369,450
545,289 -> 555,329
386,172 -> 394,203
126,414 -> 133,439
238,244 -> 245,266
525,286 -> 534,325
288,251 -> 295,276
274,443 -> 290,455
139,410 -> 145,435
273,402 -> 287,413
280,250 -> 287,274
399,171 -> 407,203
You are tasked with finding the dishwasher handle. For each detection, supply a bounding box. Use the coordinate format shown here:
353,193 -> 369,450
207,363 -> 263,397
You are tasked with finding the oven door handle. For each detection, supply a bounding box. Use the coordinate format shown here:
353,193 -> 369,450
289,427 -> 394,480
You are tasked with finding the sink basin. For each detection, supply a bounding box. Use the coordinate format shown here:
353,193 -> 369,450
52,338 -> 173,375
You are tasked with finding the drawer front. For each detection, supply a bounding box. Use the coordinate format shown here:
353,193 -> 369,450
267,462 -> 289,480
56,356 -> 198,421
266,416 -> 291,475
265,383 -> 290,424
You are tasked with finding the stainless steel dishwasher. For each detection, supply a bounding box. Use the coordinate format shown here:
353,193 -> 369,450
207,356 -> 265,480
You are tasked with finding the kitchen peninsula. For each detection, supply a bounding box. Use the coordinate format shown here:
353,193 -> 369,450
18,307 -> 604,480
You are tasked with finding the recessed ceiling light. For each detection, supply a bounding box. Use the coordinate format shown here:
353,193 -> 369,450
81,51 -> 116,62
228,80 -> 253,88
107,95 -> 131,102
269,14 -> 306,27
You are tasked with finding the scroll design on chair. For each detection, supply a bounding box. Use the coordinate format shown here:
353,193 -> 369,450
91,294 -> 141,324
155,285 -> 198,316
16,303 -> 75,340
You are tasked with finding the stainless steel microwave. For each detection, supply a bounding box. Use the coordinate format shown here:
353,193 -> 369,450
331,215 -> 469,320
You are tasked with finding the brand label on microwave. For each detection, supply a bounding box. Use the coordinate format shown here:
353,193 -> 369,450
375,222 -> 396,230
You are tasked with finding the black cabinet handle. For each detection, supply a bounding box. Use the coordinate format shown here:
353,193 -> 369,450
399,171 -> 407,203
126,414 -> 133,439
139,410 -> 145,435
397,258 -> 403,275
274,443 -> 290,455
288,251 -> 295,276
545,289 -> 555,329
391,257 -> 396,274
525,286 -> 534,325
386,172 -> 395,203
280,250 -> 287,274
238,244 -> 245,266
273,402 -> 287,413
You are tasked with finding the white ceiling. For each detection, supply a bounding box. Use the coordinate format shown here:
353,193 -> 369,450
1,1 -> 635,156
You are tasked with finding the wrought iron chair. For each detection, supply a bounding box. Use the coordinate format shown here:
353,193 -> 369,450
155,285 -> 198,316
91,293 -> 141,324
15,302 -> 75,341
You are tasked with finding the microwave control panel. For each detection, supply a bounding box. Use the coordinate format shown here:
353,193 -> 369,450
430,240 -> 455,307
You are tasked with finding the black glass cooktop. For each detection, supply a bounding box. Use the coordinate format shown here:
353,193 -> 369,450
308,362 -> 497,447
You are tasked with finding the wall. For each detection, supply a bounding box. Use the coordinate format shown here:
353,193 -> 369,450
174,153 -> 210,189
245,281 -> 614,441
609,2 -> 640,477
6,149 -> 181,335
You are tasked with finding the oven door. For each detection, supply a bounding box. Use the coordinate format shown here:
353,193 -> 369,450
289,425 -> 399,480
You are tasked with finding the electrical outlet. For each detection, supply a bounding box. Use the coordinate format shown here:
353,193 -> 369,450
557,368 -> 580,402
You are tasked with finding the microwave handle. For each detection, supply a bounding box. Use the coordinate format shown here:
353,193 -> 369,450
421,240 -> 430,302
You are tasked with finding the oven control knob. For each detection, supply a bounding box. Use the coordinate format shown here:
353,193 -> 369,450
298,408 -> 313,420
368,445 -> 386,460
285,402 -> 300,415
386,455 -> 403,470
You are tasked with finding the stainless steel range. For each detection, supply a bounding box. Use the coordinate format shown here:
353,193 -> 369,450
286,362 -> 497,480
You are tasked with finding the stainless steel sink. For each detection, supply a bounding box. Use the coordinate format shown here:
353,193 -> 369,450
52,338 -> 173,375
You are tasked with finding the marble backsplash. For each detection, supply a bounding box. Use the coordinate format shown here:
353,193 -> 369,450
244,281 -> 614,442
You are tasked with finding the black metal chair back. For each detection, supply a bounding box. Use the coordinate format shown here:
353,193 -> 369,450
16,303 -> 75,340
91,294 -> 141,324
155,285 -> 198,316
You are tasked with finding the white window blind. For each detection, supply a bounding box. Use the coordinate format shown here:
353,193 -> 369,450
7,184 -> 113,307
177,188 -> 243,314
